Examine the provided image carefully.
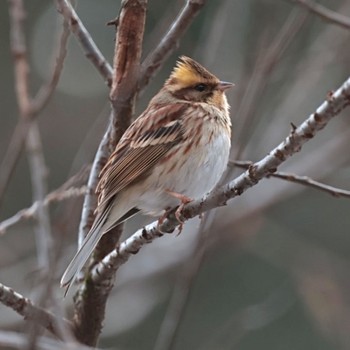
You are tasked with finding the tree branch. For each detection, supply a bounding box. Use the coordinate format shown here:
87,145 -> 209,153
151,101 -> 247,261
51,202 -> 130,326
0,0 -> 70,207
139,0 -> 206,91
71,1 -> 147,346
56,0 -> 113,86
0,186 -> 86,235
0,283 -> 72,338
91,75 -> 350,283
291,0 -> 350,30
0,331 -> 94,350
234,160 -> 350,198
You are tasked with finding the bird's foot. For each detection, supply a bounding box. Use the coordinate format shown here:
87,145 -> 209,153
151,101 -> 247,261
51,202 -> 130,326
165,189 -> 193,234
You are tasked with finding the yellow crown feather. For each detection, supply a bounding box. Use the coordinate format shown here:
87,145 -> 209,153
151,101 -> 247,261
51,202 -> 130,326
167,56 -> 218,86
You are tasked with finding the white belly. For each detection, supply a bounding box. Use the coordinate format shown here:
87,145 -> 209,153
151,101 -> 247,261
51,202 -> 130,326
135,131 -> 231,216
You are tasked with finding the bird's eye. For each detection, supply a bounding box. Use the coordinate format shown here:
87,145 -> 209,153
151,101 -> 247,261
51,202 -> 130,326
194,84 -> 207,92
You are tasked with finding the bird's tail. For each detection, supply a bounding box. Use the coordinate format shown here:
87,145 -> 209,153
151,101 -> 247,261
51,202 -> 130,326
60,197 -> 140,296
60,207 -> 110,294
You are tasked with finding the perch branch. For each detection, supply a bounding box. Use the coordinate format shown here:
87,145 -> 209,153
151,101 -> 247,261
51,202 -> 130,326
91,75 -> 350,283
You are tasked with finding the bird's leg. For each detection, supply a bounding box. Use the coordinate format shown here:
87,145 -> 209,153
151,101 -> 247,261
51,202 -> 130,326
157,207 -> 172,231
165,189 -> 192,233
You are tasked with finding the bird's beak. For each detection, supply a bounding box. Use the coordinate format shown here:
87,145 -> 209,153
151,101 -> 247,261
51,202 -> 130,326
218,81 -> 235,91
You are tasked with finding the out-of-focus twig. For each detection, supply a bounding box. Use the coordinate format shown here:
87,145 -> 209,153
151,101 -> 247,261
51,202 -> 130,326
91,75 -> 350,282
233,160 -> 350,198
26,123 -> 53,270
7,2 -> 69,348
0,186 -> 86,235
31,16 -> 70,114
153,212 -> 216,350
139,0 -> 205,92
0,0 -> 70,208
234,8 -> 308,160
0,331 -> 95,350
0,282 -> 72,339
56,0 -> 113,86
291,0 -> 350,30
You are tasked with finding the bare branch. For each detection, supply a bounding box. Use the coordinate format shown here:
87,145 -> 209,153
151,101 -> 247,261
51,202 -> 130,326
0,164 -> 89,234
91,76 -> 350,282
77,126 -> 111,249
234,8 -> 308,159
26,123 -> 53,270
0,331 -> 94,350
139,0 -> 205,91
269,172 -> 350,198
8,0 -> 31,115
72,1 -> 147,346
0,186 -> 86,235
0,283 -> 72,338
31,16 -> 70,114
0,1 -> 70,206
291,0 -> 350,30
56,0 -> 113,86
77,0 -> 147,250
233,160 -> 350,199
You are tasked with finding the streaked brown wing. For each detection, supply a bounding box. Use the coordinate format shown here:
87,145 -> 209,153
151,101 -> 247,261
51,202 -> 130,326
96,103 -> 188,208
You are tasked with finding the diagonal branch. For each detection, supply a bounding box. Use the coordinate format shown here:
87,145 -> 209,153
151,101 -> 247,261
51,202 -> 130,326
0,282 -> 72,339
291,0 -> 350,30
56,0 -> 113,86
234,160 -> 350,198
91,75 -> 350,283
139,0 -> 206,91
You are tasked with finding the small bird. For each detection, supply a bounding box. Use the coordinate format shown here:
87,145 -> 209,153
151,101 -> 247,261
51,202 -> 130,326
61,56 -> 233,290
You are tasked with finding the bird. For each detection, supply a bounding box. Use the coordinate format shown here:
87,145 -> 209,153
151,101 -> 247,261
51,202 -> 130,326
61,56 -> 233,291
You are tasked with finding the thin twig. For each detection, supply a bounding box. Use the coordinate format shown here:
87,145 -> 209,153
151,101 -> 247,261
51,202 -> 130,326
0,186 -> 86,235
91,75 -> 350,283
233,160 -> 350,198
139,0 -> 205,92
291,0 -> 350,30
0,164 -> 89,233
31,15 -> 70,114
56,0 -> 113,86
270,172 -> 350,198
234,8 -> 308,159
26,123 -> 53,270
0,283 -> 72,338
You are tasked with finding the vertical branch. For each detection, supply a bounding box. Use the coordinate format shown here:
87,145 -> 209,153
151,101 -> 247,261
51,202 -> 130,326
77,0 -> 147,248
72,1 -> 148,347
7,1 -> 61,348
8,0 -> 31,116
8,0 -> 53,271
1,1 -> 69,206
26,124 -> 53,270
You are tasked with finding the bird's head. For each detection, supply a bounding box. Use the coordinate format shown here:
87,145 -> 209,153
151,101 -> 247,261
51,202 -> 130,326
164,56 -> 233,109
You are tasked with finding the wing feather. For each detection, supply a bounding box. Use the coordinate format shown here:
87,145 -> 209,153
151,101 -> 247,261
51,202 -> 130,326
96,103 -> 187,208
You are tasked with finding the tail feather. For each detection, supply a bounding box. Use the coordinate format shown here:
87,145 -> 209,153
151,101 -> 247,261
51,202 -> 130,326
60,199 -> 140,296
60,207 -> 110,293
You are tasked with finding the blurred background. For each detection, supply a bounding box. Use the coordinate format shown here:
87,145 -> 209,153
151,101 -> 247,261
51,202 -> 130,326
1,0 -> 350,349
